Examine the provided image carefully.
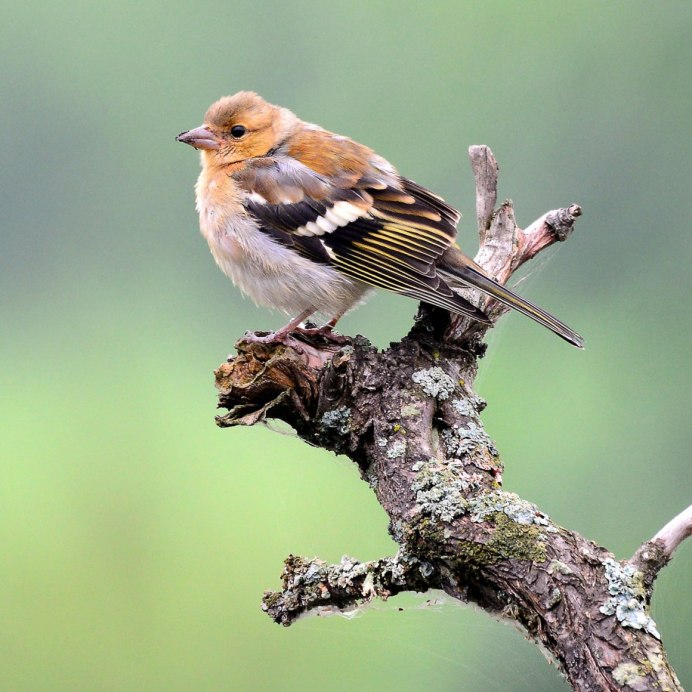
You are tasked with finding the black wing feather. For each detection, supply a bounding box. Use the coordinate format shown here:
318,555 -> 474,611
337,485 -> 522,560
240,160 -> 487,320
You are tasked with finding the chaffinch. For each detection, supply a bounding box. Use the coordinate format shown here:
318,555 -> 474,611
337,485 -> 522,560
176,91 -> 582,347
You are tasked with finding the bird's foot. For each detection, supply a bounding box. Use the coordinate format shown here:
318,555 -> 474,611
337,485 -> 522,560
241,322 -> 349,347
240,330 -> 291,346
238,322 -> 350,357
291,323 -> 351,345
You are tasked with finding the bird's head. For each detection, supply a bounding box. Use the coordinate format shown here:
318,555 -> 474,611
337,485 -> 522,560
176,91 -> 295,167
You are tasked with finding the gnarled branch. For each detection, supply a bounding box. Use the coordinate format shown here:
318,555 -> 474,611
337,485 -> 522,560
214,146 -> 685,691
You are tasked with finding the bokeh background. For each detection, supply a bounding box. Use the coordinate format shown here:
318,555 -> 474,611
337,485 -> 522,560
2,1 -> 690,690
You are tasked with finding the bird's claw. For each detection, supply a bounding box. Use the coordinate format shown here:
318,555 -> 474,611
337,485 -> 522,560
292,325 -> 351,345
239,324 -> 351,354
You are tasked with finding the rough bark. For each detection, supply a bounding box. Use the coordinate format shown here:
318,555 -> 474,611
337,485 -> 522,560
213,147 -> 686,691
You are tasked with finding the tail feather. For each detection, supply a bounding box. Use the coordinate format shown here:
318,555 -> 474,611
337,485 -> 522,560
440,263 -> 584,349
402,285 -> 492,324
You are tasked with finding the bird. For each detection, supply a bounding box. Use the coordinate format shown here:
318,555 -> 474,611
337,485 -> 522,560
176,91 -> 583,348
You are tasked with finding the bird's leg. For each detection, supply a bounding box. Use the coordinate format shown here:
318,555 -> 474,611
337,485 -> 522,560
324,314 -> 342,330
291,311 -> 350,345
242,309 -> 351,350
243,308 -> 316,345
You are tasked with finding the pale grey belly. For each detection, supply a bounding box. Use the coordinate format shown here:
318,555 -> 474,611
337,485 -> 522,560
201,214 -> 371,318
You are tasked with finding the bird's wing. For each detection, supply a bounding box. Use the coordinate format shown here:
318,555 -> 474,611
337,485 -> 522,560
234,135 -> 487,320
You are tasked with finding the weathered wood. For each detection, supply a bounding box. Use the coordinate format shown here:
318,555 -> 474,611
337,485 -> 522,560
213,146 -> 684,691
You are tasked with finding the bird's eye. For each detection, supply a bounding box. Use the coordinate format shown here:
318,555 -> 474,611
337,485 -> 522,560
230,125 -> 247,138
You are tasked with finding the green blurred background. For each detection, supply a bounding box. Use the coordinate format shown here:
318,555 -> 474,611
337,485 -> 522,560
2,1 -> 690,689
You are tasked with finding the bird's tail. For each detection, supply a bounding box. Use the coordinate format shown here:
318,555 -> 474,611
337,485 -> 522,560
440,255 -> 584,349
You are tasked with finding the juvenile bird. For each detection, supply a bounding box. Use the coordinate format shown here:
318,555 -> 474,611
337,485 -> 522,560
177,92 -> 583,348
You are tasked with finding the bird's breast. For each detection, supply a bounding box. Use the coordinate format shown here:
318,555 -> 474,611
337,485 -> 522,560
194,170 -> 369,317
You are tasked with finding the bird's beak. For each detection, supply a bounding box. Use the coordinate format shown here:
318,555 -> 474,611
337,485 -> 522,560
176,126 -> 220,150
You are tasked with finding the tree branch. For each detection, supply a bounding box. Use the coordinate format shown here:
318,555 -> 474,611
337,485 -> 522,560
630,504 -> 692,590
469,144 -> 498,232
652,504 -> 692,557
214,146 -> 686,691
262,552 -> 437,626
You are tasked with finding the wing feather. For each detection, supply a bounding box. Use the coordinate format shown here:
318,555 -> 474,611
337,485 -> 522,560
233,145 -> 486,319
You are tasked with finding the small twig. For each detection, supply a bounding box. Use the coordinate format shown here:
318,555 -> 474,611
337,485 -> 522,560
510,204 -> 582,279
492,203 -> 582,289
468,145 -> 499,235
630,504 -> 692,585
652,503 -> 692,556
262,553 -> 437,626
